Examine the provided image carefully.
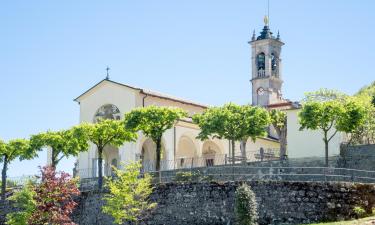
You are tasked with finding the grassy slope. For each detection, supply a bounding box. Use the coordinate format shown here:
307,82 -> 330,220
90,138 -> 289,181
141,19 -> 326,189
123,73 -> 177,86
306,216 -> 375,225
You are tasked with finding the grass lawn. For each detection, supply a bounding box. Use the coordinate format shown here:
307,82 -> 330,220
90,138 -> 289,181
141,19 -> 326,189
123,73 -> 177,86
306,216 -> 375,225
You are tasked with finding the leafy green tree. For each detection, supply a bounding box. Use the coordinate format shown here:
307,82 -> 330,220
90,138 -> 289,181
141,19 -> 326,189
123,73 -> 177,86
349,82 -> 375,145
193,103 -> 270,164
235,183 -> 258,225
299,98 -> 366,166
6,181 -> 36,225
82,119 -> 137,189
0,139 -> 31,201
269,109 -> 287,160
30,125 -> 88,168
102,161 -> 156,225
124,106 -> 187,171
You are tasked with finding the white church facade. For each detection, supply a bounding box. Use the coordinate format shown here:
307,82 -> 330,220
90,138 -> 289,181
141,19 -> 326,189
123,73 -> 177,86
74,17 -> 344,178
74,79 -> 279,178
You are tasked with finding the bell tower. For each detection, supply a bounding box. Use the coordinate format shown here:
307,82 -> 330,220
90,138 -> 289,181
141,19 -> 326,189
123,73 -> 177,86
250,16 -> 284,106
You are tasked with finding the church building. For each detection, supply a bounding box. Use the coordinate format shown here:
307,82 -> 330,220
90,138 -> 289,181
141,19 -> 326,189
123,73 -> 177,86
75,18 -> 284,178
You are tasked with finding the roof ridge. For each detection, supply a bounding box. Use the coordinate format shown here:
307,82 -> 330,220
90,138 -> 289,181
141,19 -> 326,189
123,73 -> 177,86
74,79 -> 209,109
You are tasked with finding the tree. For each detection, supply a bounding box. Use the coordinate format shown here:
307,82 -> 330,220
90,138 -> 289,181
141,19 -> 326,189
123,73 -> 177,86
269,109 -> 287,160
6,181 -> 36,225
124,106 -> 187,171
28,166 -> 80,225
102,161 -> 156,225
30,125 -> 88,168
235,183 -> 258,225
82,119 -> 137,189
348,82 -> 375,145
193,103 -> 270,164
299,98 -> 366,167
0,139 -> 31,201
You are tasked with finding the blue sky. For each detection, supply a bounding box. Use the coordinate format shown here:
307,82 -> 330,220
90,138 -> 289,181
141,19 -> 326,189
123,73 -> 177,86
1,0 -> 374,177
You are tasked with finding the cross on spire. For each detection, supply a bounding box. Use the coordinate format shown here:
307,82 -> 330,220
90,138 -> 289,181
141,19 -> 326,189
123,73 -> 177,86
106,66 -> 110,80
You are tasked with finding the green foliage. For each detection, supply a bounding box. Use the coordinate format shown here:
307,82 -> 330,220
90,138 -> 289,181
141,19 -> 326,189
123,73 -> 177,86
30,125 -> 89,167
299,100 -> 344,132
6,182 -> 36,225
349,82 -> 375,145
102,161 -> 157,224
1,139 -> 31,201
299,95 -> 366,166
0,139 -> 31,163
269,109 -> 287,130
235,183 -> 258,225
124,106 -> 187,142
193,103 -> 270,164
193,103 -> 270,142
173,171 -> 213,183
124,106 -> 187,171
82,119 -> 137,150
353,206 -> 366,218
357,81 -> 375,99
303,88 -> 348,103
81,119 -> 137,189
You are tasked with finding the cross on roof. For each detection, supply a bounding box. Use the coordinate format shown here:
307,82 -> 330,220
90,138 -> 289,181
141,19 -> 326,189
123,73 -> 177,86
106,66 -> 110,80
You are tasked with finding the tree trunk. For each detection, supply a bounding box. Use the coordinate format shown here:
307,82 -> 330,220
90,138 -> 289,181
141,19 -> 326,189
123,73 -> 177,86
156,139 -> 162,183
279,126 -> 287,160
155,139 -> 162,171
231,140 -> 235,165
240,139 -> 247,164
1,156 -> 8,201
51,149 -> 57,168
324,131 -> 329,167
98,148 -> 103,189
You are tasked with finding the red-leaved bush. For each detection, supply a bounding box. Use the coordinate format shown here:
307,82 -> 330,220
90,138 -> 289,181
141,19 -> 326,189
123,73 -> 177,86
28,166 -> 80,225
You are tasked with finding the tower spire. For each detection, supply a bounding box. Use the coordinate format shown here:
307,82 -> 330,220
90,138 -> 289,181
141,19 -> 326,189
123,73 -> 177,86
252,30 -> 256,41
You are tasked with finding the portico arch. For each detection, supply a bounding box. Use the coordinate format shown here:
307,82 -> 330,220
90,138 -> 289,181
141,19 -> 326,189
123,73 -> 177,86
140,138 -> 167,172
202,140 -> 223,166
176,136 -> 198,168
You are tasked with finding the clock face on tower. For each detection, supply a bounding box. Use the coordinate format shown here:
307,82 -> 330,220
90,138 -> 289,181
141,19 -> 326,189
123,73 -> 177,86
257,87 -> 265,96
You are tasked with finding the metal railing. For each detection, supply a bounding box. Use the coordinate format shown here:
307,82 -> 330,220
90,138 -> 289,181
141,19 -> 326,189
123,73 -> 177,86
8,155 -> 375,192
77,149 -> 280,178
150,166 -> 375,184
258,69 -> 266,77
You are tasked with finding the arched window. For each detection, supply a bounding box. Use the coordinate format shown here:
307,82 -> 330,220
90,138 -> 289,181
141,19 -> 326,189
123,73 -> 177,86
257,53 -> 265,70
271,53 -> 278,71
93,104 -> 121,123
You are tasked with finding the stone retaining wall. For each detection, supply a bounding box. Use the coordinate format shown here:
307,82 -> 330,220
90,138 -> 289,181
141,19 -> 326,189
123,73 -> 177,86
2,181 -> 375,225
339,144 -> 375,171
71,181 -> 375,225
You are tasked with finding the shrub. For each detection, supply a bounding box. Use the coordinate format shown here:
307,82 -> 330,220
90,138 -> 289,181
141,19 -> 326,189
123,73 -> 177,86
29,166 -> 80,225
102,162 -> 157,225
235,183 -> 258,225
353,206 -> 366,218
173,171 -> 213,183
6,181 -> 36,225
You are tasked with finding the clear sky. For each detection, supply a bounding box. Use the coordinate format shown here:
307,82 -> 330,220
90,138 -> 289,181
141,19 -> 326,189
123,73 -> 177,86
1,0 -> 374,177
